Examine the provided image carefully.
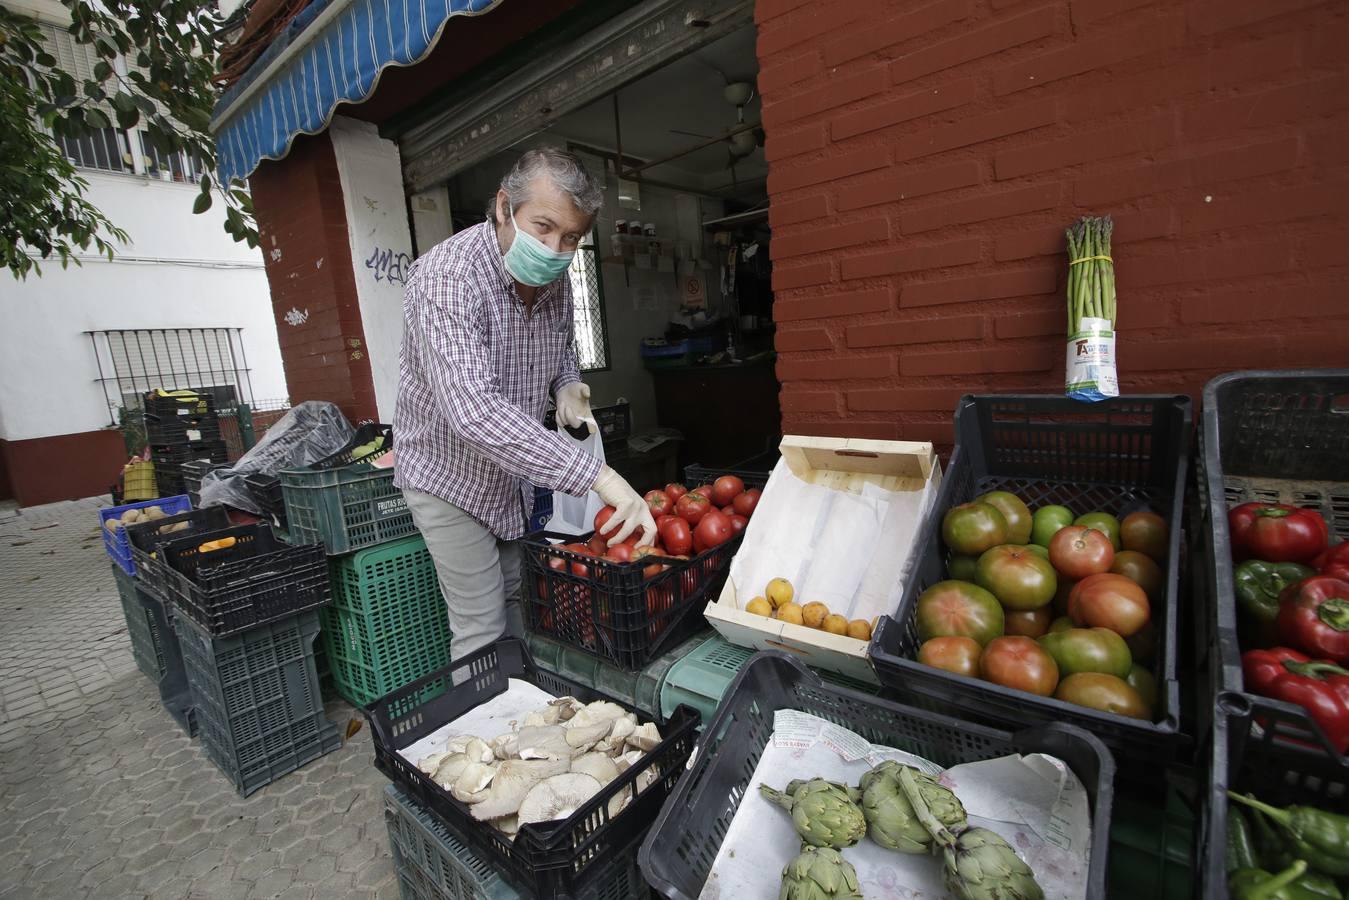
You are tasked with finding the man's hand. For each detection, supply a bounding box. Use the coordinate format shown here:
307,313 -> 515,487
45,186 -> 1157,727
592,465 -> 657,546
556,383 -> 596,434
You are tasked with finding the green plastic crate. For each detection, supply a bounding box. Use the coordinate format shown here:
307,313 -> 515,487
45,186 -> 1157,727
112,564 -> 166,679
659,634 -> 881,723
385,784 -> 520,900
322,534 -> 452,707
280,460 -> 417,554
1107,778 -> 1194,900
525,629 -> 711,718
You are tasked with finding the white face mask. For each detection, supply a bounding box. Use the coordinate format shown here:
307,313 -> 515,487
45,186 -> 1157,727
503,205 -> 575,286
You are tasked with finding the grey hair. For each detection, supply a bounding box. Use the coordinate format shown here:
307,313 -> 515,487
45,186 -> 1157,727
490,147 -> 604,224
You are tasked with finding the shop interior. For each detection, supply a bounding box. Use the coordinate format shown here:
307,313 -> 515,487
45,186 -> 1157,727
435,24 -> 779,487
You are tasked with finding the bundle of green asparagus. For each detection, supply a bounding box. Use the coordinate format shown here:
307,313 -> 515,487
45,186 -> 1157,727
1064,216 -> 1120,402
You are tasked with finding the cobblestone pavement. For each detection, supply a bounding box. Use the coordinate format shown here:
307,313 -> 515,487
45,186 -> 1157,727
0,498 -> 398,899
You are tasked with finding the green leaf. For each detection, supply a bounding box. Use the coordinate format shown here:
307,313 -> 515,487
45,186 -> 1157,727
198,173 -> 210,194
115,105 -> 139,129
83,81 -> 104,100
133,95 -> 156,115
93,60 -> 112,80
192,191 -> 212,214
85,108 -> 110,129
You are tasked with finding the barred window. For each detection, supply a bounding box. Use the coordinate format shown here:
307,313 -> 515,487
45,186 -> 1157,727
567,230 -> 609,372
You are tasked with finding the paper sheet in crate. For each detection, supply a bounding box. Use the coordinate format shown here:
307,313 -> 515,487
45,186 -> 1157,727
706,437 -> 940,683
702,710 -> 1091,900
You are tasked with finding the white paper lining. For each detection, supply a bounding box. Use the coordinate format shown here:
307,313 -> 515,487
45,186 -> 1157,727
727,458 -> 939,623
699,710 -> 1091,900
398,679 -> 559,766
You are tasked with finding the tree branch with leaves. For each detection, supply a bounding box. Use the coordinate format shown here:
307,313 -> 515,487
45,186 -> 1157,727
0,0 -> 257,280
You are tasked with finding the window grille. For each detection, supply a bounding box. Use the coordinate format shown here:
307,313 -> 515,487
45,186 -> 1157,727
568,230 -> 609,372
87,328 -> 256,425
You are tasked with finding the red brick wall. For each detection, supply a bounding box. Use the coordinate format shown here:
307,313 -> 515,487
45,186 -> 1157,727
761,0 -> 1349,448
251,132 -> 377,424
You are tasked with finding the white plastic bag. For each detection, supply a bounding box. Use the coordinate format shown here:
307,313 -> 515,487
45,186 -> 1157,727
547,425 -> 606,536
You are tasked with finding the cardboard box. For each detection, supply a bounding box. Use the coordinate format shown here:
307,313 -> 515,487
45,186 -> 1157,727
704,436 -> 940,683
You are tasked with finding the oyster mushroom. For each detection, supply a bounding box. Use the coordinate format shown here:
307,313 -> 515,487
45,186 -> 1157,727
432,753 -> 471,788
495,815 -> 519,837
567,701 -> 626,731
518,725 -> 570,761
490,733 -> 519,761
626,722 -> 661,752
444,735 -> 474,754
417,750 -> 453,776
565,720 -> 612,753
549,696 -> 584,722
614,749 -> 643,775
462,737 -> 496,765
451,761 -> 496,803
595,715 -> 637,755
470,758 -> 570,821
517,773 -> 603,826
570,752 -> 619,786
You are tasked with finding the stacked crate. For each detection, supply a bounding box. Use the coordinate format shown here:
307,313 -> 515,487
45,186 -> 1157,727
278,426 -> 452,709
132,511 -> 338,796
145,390 -> 228,499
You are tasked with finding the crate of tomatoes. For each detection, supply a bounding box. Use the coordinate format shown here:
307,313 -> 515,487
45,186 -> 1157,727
870,394 -> 1192,764
520,470 -> 767,671
1197,369 -> 1349,764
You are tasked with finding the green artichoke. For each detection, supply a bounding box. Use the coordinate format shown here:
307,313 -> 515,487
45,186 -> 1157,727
759,779 -> 867,849
779,846 -> 863,900
942,827 -> 1044,900
858,761 -> 967,853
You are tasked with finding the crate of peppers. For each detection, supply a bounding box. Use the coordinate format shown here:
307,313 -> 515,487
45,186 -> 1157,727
1199,369 -> 1349,760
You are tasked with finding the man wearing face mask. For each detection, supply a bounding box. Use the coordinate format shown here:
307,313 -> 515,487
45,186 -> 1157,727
395,147 -> 657,661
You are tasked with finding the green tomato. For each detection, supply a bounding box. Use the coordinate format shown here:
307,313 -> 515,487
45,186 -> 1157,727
1048,616 -> 1075,634
1023,543 -> 1050,560
975,545 -> 1057,611
941,503 -> 1009,556
916,580 -> 1005,646
1031,505 -> 1074,547
1037,627 -> 1132,678
1074,512 -> 1122,551
947,553 -> 979,581
1126,664 -> 1158,710
976,491 -> 1032,544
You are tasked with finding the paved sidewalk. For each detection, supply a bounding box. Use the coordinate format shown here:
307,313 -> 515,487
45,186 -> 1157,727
0,498 -> 398,899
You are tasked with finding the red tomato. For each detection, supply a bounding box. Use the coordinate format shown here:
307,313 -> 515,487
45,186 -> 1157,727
604,542 -> 636,563
1120,511 -> 1169,563
694,510 -> 734,554
979,636 -> 1059,696
594,505 -> 619,539
587,534 -> 608,555
1049,526 -> 1116,579
1229,502 -> 1329,563
558,543 -> 594,578
918,636 -> 983,678
633,546 -> 669,579
729,514 -> 748,534
675,491 -> 711,526
1004,606 -> 1053,638
1069,573 -> 1150,637
693,485 -> 717,502
733,488 -> 761,518
712,475 -> 745,508
665,483 -> 689,502
644,490 -> 673,517
658,517 -> 693,556
720,505 -> 734,516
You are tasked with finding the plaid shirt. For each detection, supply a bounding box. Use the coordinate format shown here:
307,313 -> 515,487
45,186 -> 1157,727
394,222 -> 603,539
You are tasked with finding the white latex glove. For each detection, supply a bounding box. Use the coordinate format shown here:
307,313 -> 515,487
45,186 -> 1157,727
556,382 -> 596,433
592,465 -> 657,547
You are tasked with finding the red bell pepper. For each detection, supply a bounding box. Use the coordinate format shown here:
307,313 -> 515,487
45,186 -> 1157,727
1277,575 -> 1349,664
1313,541 -> 1349,572
1243,646 -> 1349,753
1229,502 -> 1329,563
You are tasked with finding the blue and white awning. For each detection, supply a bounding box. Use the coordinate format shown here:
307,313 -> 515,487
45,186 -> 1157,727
210,0 -> 506,186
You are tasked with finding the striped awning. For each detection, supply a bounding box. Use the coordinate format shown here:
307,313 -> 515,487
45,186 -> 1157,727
210,0 -> 506,186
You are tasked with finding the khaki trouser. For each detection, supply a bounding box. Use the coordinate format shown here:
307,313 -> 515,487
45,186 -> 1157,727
403,488 -> 524,662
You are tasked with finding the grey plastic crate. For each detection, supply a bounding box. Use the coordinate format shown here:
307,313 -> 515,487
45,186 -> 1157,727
383,783 -> 650,900
174,610 -> 339,796
112,564 -> 197,736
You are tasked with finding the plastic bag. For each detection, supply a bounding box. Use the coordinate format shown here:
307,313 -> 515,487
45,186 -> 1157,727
548,425 -> 606,536
197,401 -> 355,512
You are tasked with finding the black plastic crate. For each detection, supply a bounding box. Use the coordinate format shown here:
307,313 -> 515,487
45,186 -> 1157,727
313,421 -> 393,469
681,462 -> 772,491
175,609 -> 339,796
244,472 -> 286,527
1196,370 -> 1349,751
159,523 -> 331,637
521,528 -> 744,671
1198,692 -> 1349,899
639,651 -> 1115,900
152,441 -> 229,495
182,460 -> 229,508
366,638 -> 700,900
145,411 -> 222,446
870,394 -> 1192,764
126,506 -> 232,601
544,402 -> 632,446
145,390 -> 217,419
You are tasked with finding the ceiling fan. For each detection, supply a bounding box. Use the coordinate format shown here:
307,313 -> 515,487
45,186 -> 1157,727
668,81 -> 764,173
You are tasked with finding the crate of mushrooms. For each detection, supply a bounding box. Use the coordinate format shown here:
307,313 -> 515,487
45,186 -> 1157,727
366,638 -> 700,898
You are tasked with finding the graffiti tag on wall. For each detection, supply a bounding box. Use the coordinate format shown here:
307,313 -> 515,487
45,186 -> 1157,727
365,246 -> 412,285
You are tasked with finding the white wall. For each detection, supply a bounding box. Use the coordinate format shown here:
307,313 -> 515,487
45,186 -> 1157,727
329,116 -> 414,423
0,172 -> 287,441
